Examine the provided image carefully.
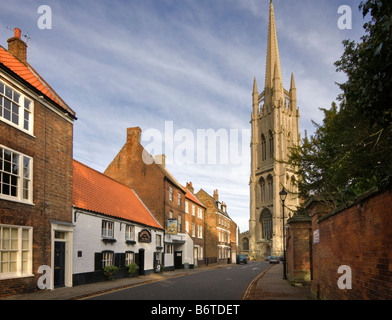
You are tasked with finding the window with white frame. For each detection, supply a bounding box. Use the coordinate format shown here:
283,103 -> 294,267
0,145 -> 32,203
178,192 -> 181,206
197,208 -> 203,219
101,220 -> 114,238
165,244 -> 173,254
0,225 -> 32,279
185,201 -> 189,213
125,252 -> 134,266
102,251 -> 113,268
192,204 -> 195,216
185,221 -> 189,233
198,225 -> 203,239
178,214 -> 182,233
192,223 -> 195,237
169,186 -> 173,201
125,225 -> 135,241
0,80 -> 33,133
156,234 -> 162,247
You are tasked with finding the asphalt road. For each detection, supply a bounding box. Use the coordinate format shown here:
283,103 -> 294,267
87,260 -> 270,300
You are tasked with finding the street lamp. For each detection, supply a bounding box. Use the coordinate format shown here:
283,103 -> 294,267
279,187 -> 287,280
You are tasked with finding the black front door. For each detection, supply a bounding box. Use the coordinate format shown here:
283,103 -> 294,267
138,249 -> 145,275
54,242 -> 65,288
174,251 -> 183,269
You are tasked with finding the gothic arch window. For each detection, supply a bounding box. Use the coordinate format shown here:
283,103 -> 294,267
242,238 -> 249,251
267,175 -> 273,200
259,177 -> 266,203
269,131 -> 274,158
260,209 -> 272,240
261,134 -> 266,161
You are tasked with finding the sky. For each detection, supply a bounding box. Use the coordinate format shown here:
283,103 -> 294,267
0,0 -> 367,232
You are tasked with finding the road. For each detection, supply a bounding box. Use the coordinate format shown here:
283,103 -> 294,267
87,260 -> 270,300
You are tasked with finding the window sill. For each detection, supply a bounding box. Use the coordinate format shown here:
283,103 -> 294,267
0,196 -> 34,206
126,240 -> 136,245
0,273 -> 34,281
102,238 -> 117,244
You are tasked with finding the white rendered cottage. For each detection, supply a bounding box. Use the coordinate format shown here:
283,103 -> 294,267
72,160 -> 166,285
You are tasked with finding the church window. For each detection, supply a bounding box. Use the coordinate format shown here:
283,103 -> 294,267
267,175 -> 273,200
269,131 -> 274,158
260,210 -> 272,240
261,134 -> 266,161
259,178 -> 266,203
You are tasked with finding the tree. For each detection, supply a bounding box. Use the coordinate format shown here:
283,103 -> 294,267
289,0 -> 392,210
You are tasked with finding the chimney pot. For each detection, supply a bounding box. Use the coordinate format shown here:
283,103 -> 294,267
14,28 -> 21,38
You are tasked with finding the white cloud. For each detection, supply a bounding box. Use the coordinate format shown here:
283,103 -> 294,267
0,0 -> 369,232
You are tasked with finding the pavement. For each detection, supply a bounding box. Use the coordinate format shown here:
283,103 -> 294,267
1,262 -> 310,301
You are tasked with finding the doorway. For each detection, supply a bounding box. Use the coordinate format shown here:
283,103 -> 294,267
138,249 -> 145,275
174,251 -> 183,269
54,241 -> 65,288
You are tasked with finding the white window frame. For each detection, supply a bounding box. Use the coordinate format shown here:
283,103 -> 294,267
101,220 -> 114,238
185,221 -> 189,233
0,145 -> 33,204
102,251 -> 113,268
178,192 -> 181,206
156,234 -> 162,247
125,252 -> 134,266
192,204 -> 195,216
125,225 -> 135,241
0,224 -> 33,280
185,201 -> 189,213
198,225 -> 203,239
0,80 -> 34,135
197,207 -> 203,219
169,186 -> 173,201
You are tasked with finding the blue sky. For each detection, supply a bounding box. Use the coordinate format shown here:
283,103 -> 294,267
1,0 -> 367,232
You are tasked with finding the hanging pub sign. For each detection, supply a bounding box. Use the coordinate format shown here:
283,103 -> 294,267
138,229 -> 151,243
167,219 -> 178,235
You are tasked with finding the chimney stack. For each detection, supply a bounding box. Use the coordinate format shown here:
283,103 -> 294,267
126,127 -> 142,144
213,189 -> 219,201
186,182 -> 194,194
7,28 -> 27,63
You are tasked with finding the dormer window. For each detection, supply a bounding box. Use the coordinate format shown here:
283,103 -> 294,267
0,80 -> 33,134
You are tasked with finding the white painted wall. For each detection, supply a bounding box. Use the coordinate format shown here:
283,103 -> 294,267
72,209 -> 166,274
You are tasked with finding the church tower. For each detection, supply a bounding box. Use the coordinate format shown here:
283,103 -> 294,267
249,0 -> 300,259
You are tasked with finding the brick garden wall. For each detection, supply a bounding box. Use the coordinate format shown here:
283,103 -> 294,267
310,188 -> 392,300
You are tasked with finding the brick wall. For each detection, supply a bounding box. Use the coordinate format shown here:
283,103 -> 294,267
104,127 -> 186,232
0,92 -> 74,297
286,215 -> 312,285
310,188 -> 392,300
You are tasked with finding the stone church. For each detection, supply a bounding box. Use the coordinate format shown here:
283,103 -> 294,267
248,0 -> 301,260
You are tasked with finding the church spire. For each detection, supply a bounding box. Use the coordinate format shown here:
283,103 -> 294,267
265,0 -> 283,92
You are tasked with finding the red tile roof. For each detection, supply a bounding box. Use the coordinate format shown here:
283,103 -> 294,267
183,187 -> 205,208
73,160 -> 163,230
0,45 -> 75,117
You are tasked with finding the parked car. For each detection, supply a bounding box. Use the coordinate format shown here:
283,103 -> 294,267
236,254 -> 248,264
265,256 -> 272,261
278,255 -> 285,262
269,256 -> 280,264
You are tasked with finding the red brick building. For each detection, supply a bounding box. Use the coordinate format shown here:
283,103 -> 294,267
184,182 -> 206,266
104,127 -> 193,269
196,188 -> 238,265
0,29 -> 76,296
